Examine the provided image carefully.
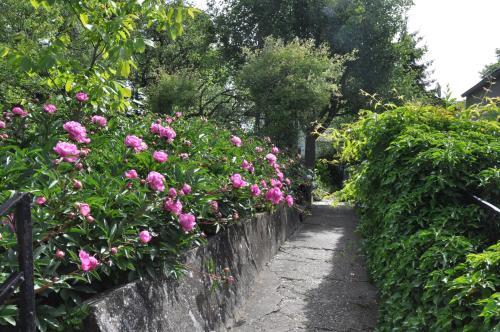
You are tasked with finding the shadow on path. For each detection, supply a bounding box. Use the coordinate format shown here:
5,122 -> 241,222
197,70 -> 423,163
230,203 -> 378,332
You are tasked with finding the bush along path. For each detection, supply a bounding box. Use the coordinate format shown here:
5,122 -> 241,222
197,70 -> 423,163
230,202 -> 378,332
0,93 -> 308,330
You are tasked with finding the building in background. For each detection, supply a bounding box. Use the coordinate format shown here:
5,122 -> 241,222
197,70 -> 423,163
462,68 -> 500,107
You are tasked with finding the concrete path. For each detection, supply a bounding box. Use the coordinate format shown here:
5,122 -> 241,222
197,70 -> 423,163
229,203 -> 378,332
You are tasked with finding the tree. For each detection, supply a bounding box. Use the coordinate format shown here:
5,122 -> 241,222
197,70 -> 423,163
480,48 -> 500,78
237,38 -> 350,155
0,0 -> 196,113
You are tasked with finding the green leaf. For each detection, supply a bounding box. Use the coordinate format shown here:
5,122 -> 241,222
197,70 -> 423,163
119,61 -> 131,77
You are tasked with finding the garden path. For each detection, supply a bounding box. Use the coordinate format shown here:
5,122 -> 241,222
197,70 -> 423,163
229,202 -> 378,332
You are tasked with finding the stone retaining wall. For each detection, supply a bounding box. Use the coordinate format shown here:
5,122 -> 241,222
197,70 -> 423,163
85,205 -> 303,332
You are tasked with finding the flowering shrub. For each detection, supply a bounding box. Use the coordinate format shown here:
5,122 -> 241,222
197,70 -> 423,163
0,94 -> 304,330
333,104 -> 499,331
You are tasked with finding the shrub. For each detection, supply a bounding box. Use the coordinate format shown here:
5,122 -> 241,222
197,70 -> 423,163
0,93 -> 304,330
333,104 -> 499,331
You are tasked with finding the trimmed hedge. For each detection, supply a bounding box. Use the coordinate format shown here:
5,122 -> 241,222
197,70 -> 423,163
334,104 -> 499,331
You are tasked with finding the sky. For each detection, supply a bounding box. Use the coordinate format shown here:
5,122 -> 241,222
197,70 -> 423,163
191,0 -> 500,99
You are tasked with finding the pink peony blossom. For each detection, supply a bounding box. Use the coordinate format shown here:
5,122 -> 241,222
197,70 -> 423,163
285,178 -> 291,186
271,146 -> 280,154
0,121 -> 5,129
179,153 -> 189,160
260,179 -> 268,188
266,153 -> 277,165
55,249 -> 65,259
175,112 -> 183,118
43,104 -> 57,114
255,146 -> 263,153
153,151 -> 168,163
79,250 -> 98,272
73,179 -> 83,190
230,135 -> 242,147
91,115 -> 107,127
53,141 -> 80,162
139,230 -> 152,244
230,173 -> 247,189
35,196 -> 47,206
168,188 -> 177,197
76,92 -> 89,102
150,122 -> 162,134
110,247 -> 118,255
146,171 -> 165,192
241,160 -> 253,172
124,169 -> 139,179
285,195 -> 294,207
159,126 -> 176,143
266,187 -> 283,205
164,198 -> 183,216
78,203 -> 91,217
250,184 -> 261,197
85,215 -> 95,223
179,213 -> 196,232
277,171 -> 284,181
165,116 -> 173,124
125,135 -> 148,153
270,179 -> 283,188
180,183 -> 192,195
63,121 -> 90,144
12,106 -> 28,117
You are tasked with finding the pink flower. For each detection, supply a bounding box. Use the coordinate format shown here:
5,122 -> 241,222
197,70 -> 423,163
285,178 -> 291,186
146,171 -> 165,192
78,203 -> 91,217
85,215 -> 95,223
139,230 -> 152,244
175,112 -> 183,118
150,122 -> 162,134
241,160 -> 253,171
179,213 -> 196,232
63,121 -> 90,144
270,179 -> 283,188
153,151 -> 168,163
124,169 -> 139,179
168,188 -> 177,197
255,146 -> 263,153
250,184 -> 261,197
266,153 -> 277,165
110,247 -> 118,255
209,200 -> 219,212
164,198 -> 183,216
0,121 -> 5,129
271,146 -> 280,154
76,92 -> 89,102
91,115 -> 107,127
165,116 -> 173,124
276,171 -> 284,181
43,104 -> 57,114
179,153 -> 189,160
181,183 -> 192,195
230,173 -> 247,189
73,179 -> 83,190
125,135 -> 148,153
231,135 -> 242,147
79,250 -> 98,272
159,126 -> 176,143
55,249 -> 65,259
266,187 -> 283,205
285,195 -> 294,207
12,106 -> 28,117
35,196 -> 47,206
53,141 -> 80,162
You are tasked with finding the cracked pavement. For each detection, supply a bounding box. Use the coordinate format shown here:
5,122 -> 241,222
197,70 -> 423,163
228,203 -> 378,332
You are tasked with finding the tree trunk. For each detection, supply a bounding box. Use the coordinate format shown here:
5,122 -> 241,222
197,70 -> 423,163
304,130 -> 316,170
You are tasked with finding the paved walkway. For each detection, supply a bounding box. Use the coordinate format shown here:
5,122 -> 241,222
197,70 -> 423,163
230,203 -> 378,332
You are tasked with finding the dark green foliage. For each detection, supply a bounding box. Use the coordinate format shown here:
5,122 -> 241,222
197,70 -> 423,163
334,104 -> 499,331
